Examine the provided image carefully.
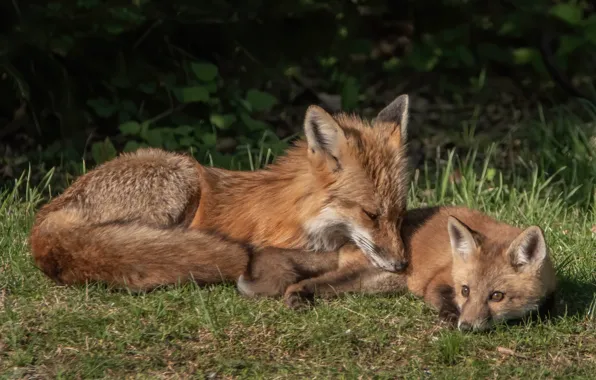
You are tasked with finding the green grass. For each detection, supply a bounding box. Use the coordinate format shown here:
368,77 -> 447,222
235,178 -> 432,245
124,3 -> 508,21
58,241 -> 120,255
1,146 -> 596,379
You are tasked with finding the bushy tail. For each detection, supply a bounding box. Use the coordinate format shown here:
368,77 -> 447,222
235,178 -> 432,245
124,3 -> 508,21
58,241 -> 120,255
29,209 -> 249,291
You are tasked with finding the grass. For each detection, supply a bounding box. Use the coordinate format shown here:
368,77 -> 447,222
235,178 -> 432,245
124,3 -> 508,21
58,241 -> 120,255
1,138 -> 596,378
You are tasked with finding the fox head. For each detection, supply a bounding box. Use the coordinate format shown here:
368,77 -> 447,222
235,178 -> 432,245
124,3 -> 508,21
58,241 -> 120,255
302,95 -> 410,272
447,216 -> 557,331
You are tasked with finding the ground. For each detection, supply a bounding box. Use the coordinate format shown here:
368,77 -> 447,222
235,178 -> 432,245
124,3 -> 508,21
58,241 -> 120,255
1,150 -> 595,379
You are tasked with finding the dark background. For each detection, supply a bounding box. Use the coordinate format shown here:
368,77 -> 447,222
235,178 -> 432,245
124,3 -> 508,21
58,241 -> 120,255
1,0 -> 595,198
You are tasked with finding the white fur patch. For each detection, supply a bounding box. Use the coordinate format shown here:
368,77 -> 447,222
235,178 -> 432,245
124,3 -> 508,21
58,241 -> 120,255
304,207 -> 350,252
236,275 -> 256,298
304,207 -> 397,271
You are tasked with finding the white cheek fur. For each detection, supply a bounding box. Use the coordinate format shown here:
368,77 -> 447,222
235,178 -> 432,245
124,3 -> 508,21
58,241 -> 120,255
304,207 -> 351,252
304,207 -> 397,271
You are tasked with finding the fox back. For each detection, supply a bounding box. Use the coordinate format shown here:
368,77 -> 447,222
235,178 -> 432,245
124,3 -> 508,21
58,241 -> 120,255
192,95 -> 413,271
30,95 -> 414,290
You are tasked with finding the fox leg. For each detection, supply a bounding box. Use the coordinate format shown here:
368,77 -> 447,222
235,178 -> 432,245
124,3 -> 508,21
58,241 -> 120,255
422,274 -> 459,325
283,266 -> 407,309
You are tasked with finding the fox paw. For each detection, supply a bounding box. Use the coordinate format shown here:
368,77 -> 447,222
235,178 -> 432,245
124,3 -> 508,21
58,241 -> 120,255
438,308 -> 459,326
284,285 -> 315,310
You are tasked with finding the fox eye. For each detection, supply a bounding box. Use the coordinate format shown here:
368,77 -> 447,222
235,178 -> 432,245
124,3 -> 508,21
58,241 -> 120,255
490,291 -> 504,302
461,285 -> 469,297
363,209 -> 379,221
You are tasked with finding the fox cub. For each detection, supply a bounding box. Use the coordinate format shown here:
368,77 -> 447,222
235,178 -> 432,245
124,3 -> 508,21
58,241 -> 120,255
30,95 -> 412,290
239,206 -> 558,331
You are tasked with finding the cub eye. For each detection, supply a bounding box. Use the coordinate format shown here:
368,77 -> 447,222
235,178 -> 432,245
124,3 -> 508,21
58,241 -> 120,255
461,285 -> 469,297
490,291 -> 504,302
363,209 -> 379,221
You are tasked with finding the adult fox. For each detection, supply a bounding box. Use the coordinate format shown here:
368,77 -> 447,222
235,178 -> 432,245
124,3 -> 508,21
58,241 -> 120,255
239,206 -> 558,331
30,95 -> 412,289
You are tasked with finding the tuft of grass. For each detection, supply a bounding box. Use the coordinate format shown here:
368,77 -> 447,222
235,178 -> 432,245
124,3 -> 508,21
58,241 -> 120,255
1,141 -> 596,378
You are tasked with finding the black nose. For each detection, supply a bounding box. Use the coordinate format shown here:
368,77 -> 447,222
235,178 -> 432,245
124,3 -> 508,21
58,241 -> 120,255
458,321 -> 473,331
392,259 -> 408,272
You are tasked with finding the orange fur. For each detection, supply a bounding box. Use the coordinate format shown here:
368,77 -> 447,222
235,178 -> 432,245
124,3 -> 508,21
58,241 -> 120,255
240,206 -> 558,330
29,95 -> 412,289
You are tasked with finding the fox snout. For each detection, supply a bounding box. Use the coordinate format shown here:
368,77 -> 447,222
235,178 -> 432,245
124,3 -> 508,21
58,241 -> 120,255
362,245 -> 408,273
457,307 -> 492,332
376,250 -> 408,272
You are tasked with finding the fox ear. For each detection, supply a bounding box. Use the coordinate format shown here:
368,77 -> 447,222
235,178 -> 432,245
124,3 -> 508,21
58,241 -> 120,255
304,105 -> 347,171
375,94 -> 409,142
507,226 -> 548,270
447,216 -> 479,261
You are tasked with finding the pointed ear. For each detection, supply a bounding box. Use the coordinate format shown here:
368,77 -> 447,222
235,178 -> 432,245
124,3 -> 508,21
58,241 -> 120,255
304,105 -> 347,169
447,216 -> 479,261
507,226 -> 548,270
375,94 -> 409,142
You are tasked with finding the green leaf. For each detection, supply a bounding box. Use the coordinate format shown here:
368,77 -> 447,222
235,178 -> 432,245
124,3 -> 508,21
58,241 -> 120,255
163,132 -> 180,150
91,138 -> 117,164
119,121 -> 141,136
87,98 -> 116,118
557,36 -> 586,57
210,114 -> 237,129
550,3 -> 583,25
201,133 -> 217,147
145,129 -> 163,147
174,125 -> 195,136
175,86 -> 210,103
205,82 -> 218,93
341,77 -> 359,111
139,121 -> 150,140
191,62 -> 219,82
486,168 -> 496,182
179,137 -> 196,147
123,141 -> 141,152
584,15 -> 596,44
240,113 -> 269,131
512,48 -> 536,64
455,46 -> 475,67
246,89 -> 278,112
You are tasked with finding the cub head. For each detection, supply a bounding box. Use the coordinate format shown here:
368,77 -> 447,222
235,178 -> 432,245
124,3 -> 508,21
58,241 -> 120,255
447,216 -> 557,331
302,95 -> 411,272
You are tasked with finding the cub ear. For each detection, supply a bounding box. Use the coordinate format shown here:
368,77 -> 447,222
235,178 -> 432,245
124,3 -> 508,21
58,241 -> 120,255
304,105 -> 347,170
375,94 -> 409,142
447,216 -> 479,261
507,226 -> 548,270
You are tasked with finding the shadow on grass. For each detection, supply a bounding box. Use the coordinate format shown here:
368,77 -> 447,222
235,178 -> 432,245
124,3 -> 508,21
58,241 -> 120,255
554,276 -> 596,318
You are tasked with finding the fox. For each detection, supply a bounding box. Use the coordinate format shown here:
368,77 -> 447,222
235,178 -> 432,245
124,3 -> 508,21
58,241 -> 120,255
238,206 -> 558,331
29,95 -> 412,290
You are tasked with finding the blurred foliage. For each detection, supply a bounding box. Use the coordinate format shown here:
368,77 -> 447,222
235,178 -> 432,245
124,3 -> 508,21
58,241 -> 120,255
0,0 -> 595,176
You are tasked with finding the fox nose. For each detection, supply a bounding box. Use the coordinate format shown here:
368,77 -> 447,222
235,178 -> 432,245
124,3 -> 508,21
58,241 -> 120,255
391,259 -> 408,272
458,321 -> 473,331
378,258 -> 408,273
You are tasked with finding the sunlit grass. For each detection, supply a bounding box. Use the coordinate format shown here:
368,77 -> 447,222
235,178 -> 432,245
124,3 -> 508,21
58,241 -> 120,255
1,142 -> 595,378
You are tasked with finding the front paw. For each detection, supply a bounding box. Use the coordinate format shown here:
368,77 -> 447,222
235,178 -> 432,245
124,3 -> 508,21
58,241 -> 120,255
438,306 -> 459,326
284,284 -> 315,310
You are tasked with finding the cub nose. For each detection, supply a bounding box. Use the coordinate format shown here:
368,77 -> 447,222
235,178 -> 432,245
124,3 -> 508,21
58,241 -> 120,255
458,321 -> 473,331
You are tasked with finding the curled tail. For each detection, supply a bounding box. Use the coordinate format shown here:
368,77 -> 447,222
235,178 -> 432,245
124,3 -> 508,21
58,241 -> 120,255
29,209 -> 249,291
